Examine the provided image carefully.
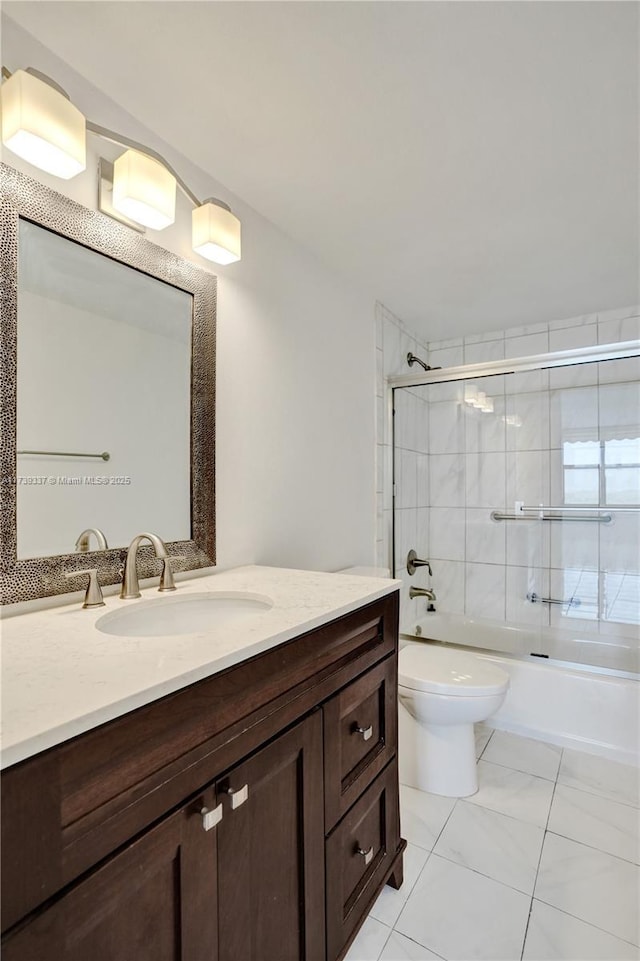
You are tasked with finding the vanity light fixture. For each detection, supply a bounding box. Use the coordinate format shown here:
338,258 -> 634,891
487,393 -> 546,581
0,68 -> 86,179
112,149 -> 176,231
192,199 -> 241,265
1,65 -> 242,262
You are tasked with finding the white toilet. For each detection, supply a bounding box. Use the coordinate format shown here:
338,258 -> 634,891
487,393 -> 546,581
398,644 -> 509,798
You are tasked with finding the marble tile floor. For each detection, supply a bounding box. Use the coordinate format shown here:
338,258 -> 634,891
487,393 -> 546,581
345,727 -> 640,961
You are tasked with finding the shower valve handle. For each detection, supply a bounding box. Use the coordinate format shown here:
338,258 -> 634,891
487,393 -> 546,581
407,550 -> 432,577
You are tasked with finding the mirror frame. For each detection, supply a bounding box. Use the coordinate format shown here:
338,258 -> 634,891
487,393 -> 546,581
0,163 -> 216,604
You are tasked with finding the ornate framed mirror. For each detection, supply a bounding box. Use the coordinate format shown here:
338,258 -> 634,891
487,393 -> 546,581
0,164 -> 216,604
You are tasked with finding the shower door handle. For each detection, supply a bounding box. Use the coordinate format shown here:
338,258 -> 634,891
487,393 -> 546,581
527,592 -> 581,607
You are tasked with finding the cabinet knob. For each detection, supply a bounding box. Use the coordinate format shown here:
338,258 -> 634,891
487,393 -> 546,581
200,803 -> 223,831
353,724 -> 373,741
356,845 -> 374,866
222,783 -> 249,810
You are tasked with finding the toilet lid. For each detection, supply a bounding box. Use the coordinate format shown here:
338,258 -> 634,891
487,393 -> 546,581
399,645 -> 509,696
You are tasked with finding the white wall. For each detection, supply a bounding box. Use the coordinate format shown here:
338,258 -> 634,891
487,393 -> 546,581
2,17 -> 377,574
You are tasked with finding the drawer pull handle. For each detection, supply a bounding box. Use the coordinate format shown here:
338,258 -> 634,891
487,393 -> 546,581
354,724 -> 373,741
356,845 -> 374,865
223,783 -> 249,809
200,803 -> 223,831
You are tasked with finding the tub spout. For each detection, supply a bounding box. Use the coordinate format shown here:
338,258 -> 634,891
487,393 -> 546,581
409,586 -> 436,602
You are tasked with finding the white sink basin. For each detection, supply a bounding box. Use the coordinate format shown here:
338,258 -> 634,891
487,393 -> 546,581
95,592 -> 273,637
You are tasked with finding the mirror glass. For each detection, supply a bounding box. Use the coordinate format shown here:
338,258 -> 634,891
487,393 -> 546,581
16,219 -> 192,559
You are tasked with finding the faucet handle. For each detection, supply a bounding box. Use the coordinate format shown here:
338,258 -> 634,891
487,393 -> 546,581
159,555 -> 186,592
407,550 -> 432,577
64,568 -> 105,609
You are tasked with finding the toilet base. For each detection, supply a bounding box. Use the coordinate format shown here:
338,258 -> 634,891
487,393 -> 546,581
406,719 -> 478,798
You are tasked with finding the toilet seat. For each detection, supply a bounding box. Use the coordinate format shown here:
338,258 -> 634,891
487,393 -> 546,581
399,645 -> 509,697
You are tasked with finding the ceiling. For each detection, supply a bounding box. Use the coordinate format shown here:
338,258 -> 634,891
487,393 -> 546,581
4,1 -> 639,341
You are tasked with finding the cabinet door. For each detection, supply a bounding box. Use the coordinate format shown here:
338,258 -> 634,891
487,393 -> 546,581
216,711 -> 325,961
2,792 -> 218,961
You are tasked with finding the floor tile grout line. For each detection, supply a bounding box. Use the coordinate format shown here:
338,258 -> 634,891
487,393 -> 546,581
384,841 -> 434,908
521,759 -> 560,960
389,850 -> 435,947
374,921 -> 394,961
555,775 -> 640,811
388,928 -> 449,961
399,784 -> 459,852
393,736 -> 639,960
475,755 -> 560,782
532,776 -> 559,893
530,895 -> 640,951
465,793 -> 550,831
519,896 -> 535,961
428,849 -> 537,898
435,797 -> 458,840
456,794 -> 550,831
554,747 -> 564,784
520,764 -> 640,951
400,837 -> 433,854
476,727 -> 494,760
478,756 -> 561,785
544,826 -> 640,868
533,893 -> 640,951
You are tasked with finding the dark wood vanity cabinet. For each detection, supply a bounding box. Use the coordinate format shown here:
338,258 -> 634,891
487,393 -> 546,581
1,592 -> 404,961
215,712 -> 325,961
2,790 -> 217,961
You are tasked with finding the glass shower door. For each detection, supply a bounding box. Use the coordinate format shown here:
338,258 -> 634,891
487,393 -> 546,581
392,352 -> 639,674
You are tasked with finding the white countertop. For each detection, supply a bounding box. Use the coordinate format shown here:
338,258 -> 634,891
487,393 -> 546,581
0,566 -> 399,769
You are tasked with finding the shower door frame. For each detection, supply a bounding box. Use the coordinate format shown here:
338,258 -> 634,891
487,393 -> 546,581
386,338 -> 640,578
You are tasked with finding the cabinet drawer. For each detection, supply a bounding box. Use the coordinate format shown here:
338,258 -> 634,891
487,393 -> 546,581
323,657 -> 397,830
325,761 -> 401,961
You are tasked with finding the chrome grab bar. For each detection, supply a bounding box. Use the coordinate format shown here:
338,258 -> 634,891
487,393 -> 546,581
18,449 -> 111,461
519,505 -> 638,513
491,511 -> 611,524
527,592 -> 581,608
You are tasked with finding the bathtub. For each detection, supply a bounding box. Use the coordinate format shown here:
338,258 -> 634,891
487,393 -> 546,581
402,611 -> 640,675
400,615 -> 640,767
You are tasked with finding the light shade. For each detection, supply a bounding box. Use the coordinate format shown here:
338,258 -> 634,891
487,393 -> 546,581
112,149 -> 176,230
192,200 -> 241,265
1,69 -> 86,179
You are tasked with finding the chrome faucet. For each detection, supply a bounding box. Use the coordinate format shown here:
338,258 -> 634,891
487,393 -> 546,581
409,586 -> 437,602
75,527 -> 108,552
120,532 -> 170,599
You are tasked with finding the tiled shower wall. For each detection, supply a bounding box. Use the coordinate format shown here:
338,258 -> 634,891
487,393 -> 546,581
375,302 -> 429,571
375,302 -> 640,633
